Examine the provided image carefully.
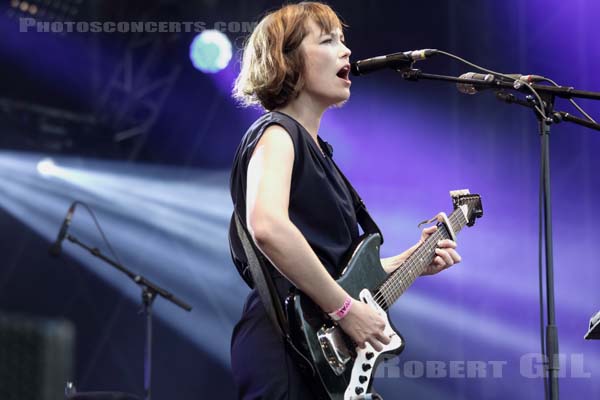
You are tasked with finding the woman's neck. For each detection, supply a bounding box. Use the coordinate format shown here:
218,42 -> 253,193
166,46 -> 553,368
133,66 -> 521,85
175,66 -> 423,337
275,93 -> 326,142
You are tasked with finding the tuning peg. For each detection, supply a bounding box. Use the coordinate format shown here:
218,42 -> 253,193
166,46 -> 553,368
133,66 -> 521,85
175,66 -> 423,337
449,189 -> 470,197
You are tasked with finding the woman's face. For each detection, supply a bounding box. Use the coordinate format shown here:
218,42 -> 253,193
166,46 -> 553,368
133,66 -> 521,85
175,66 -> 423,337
299,18 -> 352,108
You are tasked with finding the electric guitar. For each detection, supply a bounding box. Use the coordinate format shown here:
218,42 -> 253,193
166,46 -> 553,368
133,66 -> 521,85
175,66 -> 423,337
285,190 -> 484,399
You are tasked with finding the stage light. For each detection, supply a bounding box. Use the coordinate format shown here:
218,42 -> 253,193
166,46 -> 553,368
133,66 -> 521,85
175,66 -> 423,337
37,157 -> 58,176
0,151 -> 243,365
189,30 -> 232,74
5,0 -> 84,24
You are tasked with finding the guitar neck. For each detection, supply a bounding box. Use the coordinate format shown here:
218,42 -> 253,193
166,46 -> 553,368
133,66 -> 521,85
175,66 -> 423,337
376,208 -> 468,309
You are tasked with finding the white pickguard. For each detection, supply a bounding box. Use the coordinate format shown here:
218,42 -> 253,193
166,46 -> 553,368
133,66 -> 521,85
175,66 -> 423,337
343,289 -> 403,400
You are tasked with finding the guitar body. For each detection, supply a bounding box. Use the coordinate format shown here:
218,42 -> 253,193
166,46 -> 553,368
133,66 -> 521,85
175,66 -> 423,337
285,190 -> 483,399
286,234 -> 405,400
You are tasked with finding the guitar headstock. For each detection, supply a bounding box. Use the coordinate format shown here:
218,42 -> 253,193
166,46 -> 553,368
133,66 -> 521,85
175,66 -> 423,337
450,189 -> 483,227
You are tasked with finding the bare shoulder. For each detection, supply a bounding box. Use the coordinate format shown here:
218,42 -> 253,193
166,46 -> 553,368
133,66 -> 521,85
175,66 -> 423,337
257,123 -> 293,149
252,123 -> 294,161
246,123 -> 295,219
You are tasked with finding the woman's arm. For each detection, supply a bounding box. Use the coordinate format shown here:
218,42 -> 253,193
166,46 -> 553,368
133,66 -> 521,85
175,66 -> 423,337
246,124 -> 347,312
246,124 -> 389,350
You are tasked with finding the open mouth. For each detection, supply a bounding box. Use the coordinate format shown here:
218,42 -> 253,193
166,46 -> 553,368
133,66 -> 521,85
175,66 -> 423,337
336,65 -> 351,81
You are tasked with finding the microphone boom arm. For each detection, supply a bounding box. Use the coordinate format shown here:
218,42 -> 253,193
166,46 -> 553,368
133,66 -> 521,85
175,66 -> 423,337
495,92 -> 600,131
63,232 -> 191,400
400,68 -> 600,101
65,233 -> 192,311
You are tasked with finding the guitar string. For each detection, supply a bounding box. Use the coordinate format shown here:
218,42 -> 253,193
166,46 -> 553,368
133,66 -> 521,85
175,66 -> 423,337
373,210 -> 467,309
374,211 -> 462,309
375,209 -> 468,309
370,197 -> 477,307
373,227 -> 449,308
376,211 -> 465,308
376,216 -> 455,303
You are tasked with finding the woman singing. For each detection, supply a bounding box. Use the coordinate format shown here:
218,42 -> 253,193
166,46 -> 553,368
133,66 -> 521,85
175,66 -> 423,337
229,2 -> 461,399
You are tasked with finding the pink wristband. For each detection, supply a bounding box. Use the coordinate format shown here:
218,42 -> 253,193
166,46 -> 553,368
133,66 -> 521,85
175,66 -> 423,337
328,296 -> 353,321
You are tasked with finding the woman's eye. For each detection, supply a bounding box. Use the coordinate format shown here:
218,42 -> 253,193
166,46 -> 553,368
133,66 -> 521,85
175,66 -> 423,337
321,38 -> 333,44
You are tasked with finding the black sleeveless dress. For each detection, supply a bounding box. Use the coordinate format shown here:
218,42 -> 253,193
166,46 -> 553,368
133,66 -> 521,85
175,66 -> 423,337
229,111 -> 359,399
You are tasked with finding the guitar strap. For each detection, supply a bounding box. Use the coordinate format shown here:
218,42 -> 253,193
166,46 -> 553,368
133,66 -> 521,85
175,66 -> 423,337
318,136 -> 383,243
231,137 -> 383,340
233,210 -> 290,337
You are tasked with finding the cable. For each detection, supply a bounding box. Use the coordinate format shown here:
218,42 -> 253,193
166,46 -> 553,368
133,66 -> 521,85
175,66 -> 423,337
541,77 -> 597,123
434,50 -> 598,126
434,50 -> 547,119
74,200 -> 125,268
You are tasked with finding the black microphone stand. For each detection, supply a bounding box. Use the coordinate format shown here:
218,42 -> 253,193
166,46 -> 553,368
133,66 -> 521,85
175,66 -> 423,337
397,68 -> 600,400
65,233 -> 192,400
496,92 -> 600,131
399,69 -> 600,102
494,88 -> 600,400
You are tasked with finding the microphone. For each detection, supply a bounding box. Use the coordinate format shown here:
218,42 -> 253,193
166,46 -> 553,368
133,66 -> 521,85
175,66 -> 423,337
351,49 -> 438,76
49,202 -> 77,257
457,72 -> 546,95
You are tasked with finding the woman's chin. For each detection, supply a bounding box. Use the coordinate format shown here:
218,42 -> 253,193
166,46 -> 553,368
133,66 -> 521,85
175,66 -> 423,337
332,98 -> 349,109
332,92 -> 350,108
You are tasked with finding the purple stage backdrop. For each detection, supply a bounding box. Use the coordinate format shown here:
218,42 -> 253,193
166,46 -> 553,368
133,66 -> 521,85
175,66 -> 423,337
0,0 -> 599,399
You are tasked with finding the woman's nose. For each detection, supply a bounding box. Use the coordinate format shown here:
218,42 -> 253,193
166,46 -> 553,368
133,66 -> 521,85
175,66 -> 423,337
341,43 -> 351,59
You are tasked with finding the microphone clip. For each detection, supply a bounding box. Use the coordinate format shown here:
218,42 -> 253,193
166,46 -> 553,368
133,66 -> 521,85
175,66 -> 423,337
400,68 -> 421,81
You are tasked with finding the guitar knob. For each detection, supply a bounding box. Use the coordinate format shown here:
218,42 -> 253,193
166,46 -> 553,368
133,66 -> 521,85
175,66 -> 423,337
366,352 -> 374,360
355,387 -> 364,395
359,375 -> 368,384
362,363 -> 372,372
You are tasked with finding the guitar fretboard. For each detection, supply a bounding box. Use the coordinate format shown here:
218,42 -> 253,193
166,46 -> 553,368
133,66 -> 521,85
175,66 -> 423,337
374,208 -> 468,310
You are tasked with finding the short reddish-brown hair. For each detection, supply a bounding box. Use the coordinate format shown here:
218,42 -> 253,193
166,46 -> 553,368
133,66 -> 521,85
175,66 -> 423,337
233,2 -> 345,111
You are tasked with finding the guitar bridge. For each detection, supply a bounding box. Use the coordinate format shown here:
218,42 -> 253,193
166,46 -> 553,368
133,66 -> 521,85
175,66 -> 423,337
317,325 -> 352,376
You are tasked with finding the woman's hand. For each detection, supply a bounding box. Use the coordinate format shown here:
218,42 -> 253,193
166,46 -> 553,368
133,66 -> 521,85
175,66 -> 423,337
336,300 -> 390,352
419,225 -> 462,275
